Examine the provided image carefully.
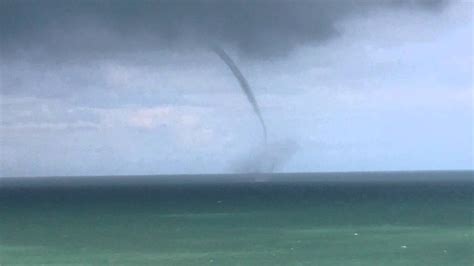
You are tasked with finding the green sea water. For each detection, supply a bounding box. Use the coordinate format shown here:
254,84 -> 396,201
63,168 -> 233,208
1,171 -> 473,265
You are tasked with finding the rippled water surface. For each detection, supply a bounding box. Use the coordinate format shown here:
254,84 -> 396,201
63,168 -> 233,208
1,171 -> 472,265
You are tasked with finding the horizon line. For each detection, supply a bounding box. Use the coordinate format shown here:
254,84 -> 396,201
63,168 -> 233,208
0,169 -> 473,179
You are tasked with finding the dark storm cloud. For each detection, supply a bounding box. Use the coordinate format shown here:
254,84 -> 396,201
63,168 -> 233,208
0,0 -> 447,62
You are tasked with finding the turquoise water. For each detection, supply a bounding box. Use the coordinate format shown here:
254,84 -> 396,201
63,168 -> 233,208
1,171 -> 473,265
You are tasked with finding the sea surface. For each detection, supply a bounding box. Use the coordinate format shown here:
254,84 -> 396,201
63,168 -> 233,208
1,171 -> 473,265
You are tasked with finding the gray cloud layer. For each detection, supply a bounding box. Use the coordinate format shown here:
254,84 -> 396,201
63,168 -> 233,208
0,0 -> 450,101
1,1 -> 471,177
1,0 -> 446,62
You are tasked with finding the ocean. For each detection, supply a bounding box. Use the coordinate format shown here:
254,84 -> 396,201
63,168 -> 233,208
1,171 -> 472,265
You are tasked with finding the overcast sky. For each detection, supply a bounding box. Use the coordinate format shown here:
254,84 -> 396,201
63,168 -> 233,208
0,0 -> 472,177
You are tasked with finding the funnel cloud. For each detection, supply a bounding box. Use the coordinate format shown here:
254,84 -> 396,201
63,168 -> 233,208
212,46 -> 267,144
213,47 -> 301,173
